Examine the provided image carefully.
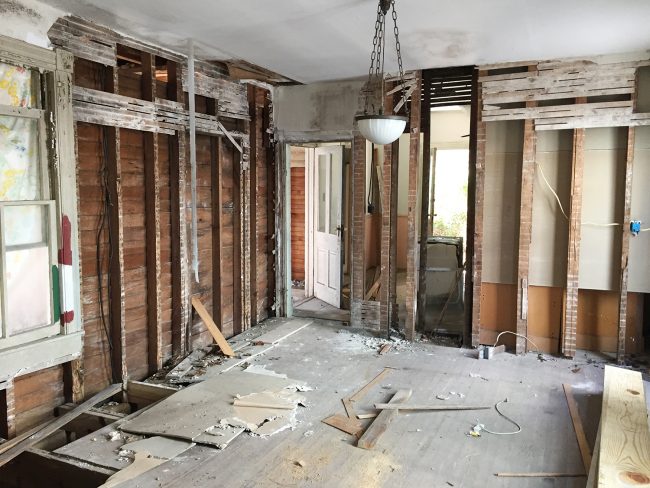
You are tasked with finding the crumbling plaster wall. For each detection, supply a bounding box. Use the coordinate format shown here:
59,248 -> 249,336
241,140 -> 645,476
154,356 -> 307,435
0,0 -> 63,48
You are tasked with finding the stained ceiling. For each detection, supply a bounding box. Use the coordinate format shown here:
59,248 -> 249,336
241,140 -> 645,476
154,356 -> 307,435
33,0 -> 650,83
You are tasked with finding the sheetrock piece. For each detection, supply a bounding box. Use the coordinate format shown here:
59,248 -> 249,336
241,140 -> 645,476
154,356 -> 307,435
119,436 -> 194,460
243,364 -> 288,378
99,452 -> 166,488
120,371 -> 309,448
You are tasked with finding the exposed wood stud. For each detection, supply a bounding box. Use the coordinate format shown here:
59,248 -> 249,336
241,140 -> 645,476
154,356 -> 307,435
208,99 -> 223,335
264,93 -> 276,318
141,52 -> 163,374
63,359 -> 84,404
248,85 -> 259,325
233,143 -> 243,335
617,126 -> 635,362
0,380 -> 16,440
515,66 -> 538,354
417,70 -> 432,330
404,71 -> 422,341
350,132 -> 366,325
562,111 -> 586,358
470,69 -> 487,348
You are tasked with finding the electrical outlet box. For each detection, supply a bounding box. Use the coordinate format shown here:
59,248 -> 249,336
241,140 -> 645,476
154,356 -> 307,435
630,220 -> 642,236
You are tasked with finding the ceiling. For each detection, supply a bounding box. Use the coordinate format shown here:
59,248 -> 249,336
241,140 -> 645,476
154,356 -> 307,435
38,0 -> 650,83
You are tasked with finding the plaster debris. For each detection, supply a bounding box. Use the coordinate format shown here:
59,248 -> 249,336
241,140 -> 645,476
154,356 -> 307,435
106,431 -> 121,442
469,373 -> 489,381
243,364 -> 288,378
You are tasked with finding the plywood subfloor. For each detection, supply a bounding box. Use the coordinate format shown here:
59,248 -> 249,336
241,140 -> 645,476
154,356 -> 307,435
83,318 -> 616,487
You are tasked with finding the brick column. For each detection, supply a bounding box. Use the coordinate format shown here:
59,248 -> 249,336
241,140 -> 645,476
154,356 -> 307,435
351,132 -> 367,322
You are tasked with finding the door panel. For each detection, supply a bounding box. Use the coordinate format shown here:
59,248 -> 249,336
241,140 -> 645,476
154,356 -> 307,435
313,146 -> 342,307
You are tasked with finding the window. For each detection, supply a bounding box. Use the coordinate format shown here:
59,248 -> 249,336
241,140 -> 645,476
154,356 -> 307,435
0,63 -> 59,350
0,37 -> 81,381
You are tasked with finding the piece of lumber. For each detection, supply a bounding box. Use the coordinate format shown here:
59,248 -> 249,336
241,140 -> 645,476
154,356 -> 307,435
357,389 -> 412,449
563,384 -> 591,473
126,380 -> 177,408
586,421 -> 601,488
364,272 -> 381,301
374,403 -> 491,411
378,343 -> 392,355
357,413 -> 378,419
0,383 -> 122,468
598,365 -> 650,486
191,296 -> 235,357
349,368 -> 392,402
0,420 -> 52,456
321,414 -> 363,438
341,397 -> 357,419
494,472 -> 586,478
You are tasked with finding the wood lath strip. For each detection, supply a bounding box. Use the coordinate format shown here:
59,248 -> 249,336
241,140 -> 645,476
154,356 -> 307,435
535,112 -> 650,131
483,100 -> 633,122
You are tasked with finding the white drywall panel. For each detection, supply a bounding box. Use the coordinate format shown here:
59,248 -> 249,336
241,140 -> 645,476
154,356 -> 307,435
529,130 -> 572,287
578,127 -> 626,291
482,121 -> 523,284
629,125 -> 650,293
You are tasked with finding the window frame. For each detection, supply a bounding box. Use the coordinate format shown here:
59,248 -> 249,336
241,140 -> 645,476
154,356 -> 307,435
0,35 -> 82,382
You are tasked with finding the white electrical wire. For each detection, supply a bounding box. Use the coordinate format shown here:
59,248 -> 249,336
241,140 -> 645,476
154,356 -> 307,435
582,222 -> 621,227
493,330 -> 541,353
536,162 -> 568,220
480,399 -> 522,435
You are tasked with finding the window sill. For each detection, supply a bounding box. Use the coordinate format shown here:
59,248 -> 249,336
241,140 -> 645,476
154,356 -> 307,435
0,332 -> 82,383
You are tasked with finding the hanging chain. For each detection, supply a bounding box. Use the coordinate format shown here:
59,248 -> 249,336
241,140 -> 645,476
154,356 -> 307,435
363,0 -> 408,116
392,0 -> 409,117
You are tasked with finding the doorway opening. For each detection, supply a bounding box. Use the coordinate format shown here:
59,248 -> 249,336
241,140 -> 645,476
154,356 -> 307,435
289,143 -> 351,322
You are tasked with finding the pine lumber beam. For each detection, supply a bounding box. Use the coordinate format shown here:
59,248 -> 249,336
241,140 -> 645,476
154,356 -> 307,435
0,384 -> 122,468
562,384 -> 591,472
357,389 -> 412,450
191,297 -> 235,356
598,365 -> 650,486
373,404 -> 491,411
125,380 -> 177,409
322,414 -> 363,438
586,422 -> 601,487
349,368 -> 392,402
248,85 -> 259,326
494,472 -> 585,478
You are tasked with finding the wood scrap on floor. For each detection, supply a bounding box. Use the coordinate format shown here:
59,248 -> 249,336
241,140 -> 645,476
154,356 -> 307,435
349,367 -> 393,402
373,403 -> 491,411
321,414 -> 363,438
585,422 -> 601,488
494,472 -> 586,478
357,389 -> 412,450
191,297 -> 235,357
378,343 -> 392,355
597,365 -> 650,486
562,383 -> 591,473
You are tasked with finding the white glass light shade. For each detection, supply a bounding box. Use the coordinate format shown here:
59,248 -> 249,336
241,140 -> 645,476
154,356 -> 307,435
355,115 -> 407,145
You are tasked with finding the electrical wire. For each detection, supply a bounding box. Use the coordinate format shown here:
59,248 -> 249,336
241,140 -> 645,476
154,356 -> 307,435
535,162 -> 568,220
493,330 -> 541,353
480,399 -> 522,435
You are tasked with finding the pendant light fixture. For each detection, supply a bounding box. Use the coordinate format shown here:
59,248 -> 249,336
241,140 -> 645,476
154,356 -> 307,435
355,0 -> 408,145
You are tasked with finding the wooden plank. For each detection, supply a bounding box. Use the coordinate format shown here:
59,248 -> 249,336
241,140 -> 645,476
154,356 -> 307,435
126,380 -> 177,409
483,101 -> 633,122
232,144 -> 243,335
0,384 -> 121,468
617,127 -> 635,362
494,472 -> 585,478
191,297 -> 235,356
404,71 -> 422,341
357,389 -> 412,449
210,102 -> 223,339
598,365 -> 650,486
349,368 -> 392,402
263,92 -> 275,319
0,379 -> 15,440
535,112 -> 650,131
341,397 -> 357,419
515,76 -> 537,354
321,414 -> 363,438
483,86 -> 634,105
142,52 -> 163,375
563,384 -> 592,473
586,422 -> 601,488
374,404 -> 491,411
63,359 -> 84,404
562,125 -> 585,358
248,85 -> 258,326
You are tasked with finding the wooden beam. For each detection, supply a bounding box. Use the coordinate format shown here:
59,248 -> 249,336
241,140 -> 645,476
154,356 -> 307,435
562,120 -> 585,358
351,132 -> 366,318
232,143 -> 243,335
515,67 -> 538,354
562,384 -> 591,473
248,85 -> 259,326
125,380 -> 177,409
417,71 -> 432,330
465,68 -> 478,346
0,380 -> 15,440
598,365 -> 650,486
404,71 -> 422,341
169,60 -> 188,357
191,296 -> 235,357
263,92 -> 275,318
470,69 -> 487,348
373,403 -> 490,411
0,384 -> 121,468
63,359 -> 84,404
617,126 -> 635,362
207,99 -> 223,342
357,389 -> 412,449
141,52 -> 163,375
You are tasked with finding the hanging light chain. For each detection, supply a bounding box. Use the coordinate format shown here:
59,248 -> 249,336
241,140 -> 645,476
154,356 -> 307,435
391,0 -> 409,117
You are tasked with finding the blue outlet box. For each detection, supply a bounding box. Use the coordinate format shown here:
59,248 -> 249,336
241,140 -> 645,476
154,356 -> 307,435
630,220 -> 641,236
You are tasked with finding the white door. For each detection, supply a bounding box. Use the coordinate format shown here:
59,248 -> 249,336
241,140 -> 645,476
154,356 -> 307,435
313,146 -> 342,308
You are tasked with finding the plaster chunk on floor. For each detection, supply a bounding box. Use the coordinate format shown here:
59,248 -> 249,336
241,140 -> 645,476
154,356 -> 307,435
222,390 -> 306,435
